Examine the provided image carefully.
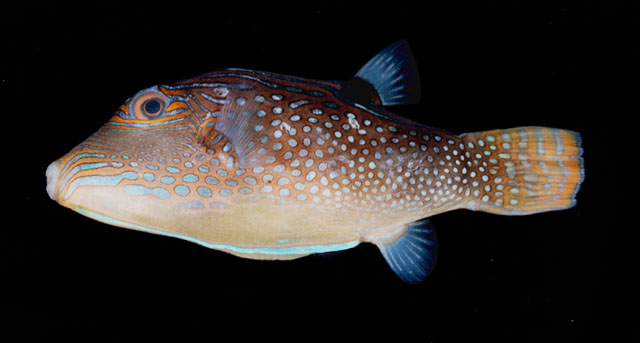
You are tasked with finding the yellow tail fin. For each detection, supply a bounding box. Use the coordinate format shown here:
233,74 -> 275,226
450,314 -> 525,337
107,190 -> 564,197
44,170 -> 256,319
462,127 -> 584,215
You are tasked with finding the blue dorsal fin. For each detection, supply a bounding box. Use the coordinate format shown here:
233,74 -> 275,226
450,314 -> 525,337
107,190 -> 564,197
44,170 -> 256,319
355,40 -> 422,106
377,219 -> 437,284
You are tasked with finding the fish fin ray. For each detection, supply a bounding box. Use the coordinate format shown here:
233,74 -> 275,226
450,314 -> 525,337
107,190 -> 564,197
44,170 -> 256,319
461,127 -> 585,215
214,88 -> 278,169
377,219 -> 437,284
355,40 -> 421,106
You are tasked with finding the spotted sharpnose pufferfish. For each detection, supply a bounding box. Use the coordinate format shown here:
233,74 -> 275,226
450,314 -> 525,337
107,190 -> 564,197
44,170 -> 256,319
45,40 -> 584,283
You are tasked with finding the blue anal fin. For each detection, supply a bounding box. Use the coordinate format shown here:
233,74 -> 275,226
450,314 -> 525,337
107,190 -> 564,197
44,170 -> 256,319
355,40 -> 421,106
377,219 -> 437,284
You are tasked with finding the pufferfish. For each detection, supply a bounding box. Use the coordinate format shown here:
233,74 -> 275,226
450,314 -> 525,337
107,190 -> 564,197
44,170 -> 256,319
45,40 -> 584,283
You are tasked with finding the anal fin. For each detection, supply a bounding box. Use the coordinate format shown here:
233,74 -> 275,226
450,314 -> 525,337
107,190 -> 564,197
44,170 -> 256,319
377,219 -> 437,284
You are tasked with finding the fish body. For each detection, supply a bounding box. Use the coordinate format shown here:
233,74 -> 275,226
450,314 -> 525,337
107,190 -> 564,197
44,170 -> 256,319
46,41 -> 584,283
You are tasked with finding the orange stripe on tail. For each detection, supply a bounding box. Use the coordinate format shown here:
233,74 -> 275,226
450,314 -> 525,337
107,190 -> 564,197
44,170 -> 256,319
461,127 -> 584,215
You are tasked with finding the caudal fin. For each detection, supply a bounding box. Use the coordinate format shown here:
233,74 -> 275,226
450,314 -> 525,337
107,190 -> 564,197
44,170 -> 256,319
462,127 -> 584,215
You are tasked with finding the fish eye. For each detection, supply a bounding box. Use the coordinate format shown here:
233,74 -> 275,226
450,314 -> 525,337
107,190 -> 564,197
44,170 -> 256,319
129,88 -> 167,120
142,99 -> 162,117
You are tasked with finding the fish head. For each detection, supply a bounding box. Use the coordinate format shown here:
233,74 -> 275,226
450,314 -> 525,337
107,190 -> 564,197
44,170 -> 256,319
45,81 -> 231,233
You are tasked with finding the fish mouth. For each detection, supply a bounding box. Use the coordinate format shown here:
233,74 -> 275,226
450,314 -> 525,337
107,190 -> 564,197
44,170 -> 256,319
46,160 -> 61,201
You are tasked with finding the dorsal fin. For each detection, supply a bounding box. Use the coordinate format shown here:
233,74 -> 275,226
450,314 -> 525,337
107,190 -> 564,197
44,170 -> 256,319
355,40 -> 422,106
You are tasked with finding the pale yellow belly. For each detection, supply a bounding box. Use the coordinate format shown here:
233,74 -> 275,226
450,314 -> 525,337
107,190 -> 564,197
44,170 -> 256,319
64,186 -> 395,260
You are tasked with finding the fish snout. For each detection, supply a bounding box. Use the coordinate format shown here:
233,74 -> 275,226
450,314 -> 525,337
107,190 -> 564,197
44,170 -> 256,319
46,160 -> 61,201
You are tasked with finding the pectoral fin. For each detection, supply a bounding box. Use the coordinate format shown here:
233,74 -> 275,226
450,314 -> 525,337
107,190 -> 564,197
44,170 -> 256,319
213,88 -> 278,169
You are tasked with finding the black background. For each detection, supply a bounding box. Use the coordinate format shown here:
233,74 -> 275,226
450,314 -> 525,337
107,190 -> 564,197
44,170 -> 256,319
4,1 -> 624,342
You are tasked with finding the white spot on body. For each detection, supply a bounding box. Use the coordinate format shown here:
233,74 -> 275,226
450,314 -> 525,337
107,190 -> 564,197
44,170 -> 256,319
348,117 -> 360,130
280,122 -> 293,135
278,177 -> 290,186
279,188 -> 290,196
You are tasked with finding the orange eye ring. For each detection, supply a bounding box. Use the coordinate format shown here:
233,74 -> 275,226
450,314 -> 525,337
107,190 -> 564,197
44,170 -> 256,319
128,88 -> 167,120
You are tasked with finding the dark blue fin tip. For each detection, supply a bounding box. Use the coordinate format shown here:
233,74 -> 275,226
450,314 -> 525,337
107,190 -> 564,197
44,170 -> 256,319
355,40 -> 422,106
377,219 -> 437,284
